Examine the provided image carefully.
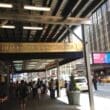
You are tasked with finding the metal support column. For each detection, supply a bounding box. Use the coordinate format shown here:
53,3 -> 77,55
45,68 -> 47,81
56,61 -> 60,97
7,71 -> 10,98
67,30 -> 71,42
65,24 -> 95,110
11,73 -> 14,83
81,24 -> 95,110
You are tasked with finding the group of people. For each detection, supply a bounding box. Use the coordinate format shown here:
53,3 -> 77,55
11,78 -> 61,110
11,79 -> 47,110
0,78 -> 65,110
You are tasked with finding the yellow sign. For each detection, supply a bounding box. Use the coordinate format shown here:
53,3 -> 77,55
0,43 -> 83,53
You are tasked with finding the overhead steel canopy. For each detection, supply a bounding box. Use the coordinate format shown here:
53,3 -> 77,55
0,0 -> 105,42
0,0 -> 105,73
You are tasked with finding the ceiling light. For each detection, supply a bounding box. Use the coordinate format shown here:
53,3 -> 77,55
28,62 -> 38,65
0,3 -> 13,8
23,26 -> 43,30
14,64 -> 23,66
13,60 -> 23,63
0,25 -> 15,29
27,65 -> 36,67
24,5 -> 50,11
15,67 -> 22,71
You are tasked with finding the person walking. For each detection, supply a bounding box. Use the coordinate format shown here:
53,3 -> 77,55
49,79 -> 56,99
36,79 -> 42,101
92,76 -> 98,90
18,80 -> 28,110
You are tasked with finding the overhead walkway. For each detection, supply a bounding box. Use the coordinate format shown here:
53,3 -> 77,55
0,95 -> 80,110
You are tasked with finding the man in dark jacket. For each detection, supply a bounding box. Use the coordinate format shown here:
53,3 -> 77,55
18,80 -> 28,110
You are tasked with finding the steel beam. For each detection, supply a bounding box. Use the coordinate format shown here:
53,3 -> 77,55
0,42 -> 83,53
0,13 -> 89,25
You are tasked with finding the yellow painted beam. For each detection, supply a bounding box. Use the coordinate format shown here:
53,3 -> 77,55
0,43 -> 83,53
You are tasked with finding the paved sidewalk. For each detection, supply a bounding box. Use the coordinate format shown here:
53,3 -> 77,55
58,86 -> 110,110
0,95 -> 80,110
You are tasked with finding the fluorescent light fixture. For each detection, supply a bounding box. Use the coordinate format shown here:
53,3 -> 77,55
24,5 -> 50,11
26,66 -> 36,69
0,3 -> 13,8
23,26 -> 43,30
13,60 -> 23,63
28,62 -> 38,65
14,64 -> 23,66
0,25 -> 15,29
27,64 -> 36,67
16,67 -> 22,71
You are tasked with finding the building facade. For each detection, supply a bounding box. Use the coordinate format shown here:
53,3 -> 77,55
87,0 -> 110,52
86,0 -> 110,75
63,0 -> 110,76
